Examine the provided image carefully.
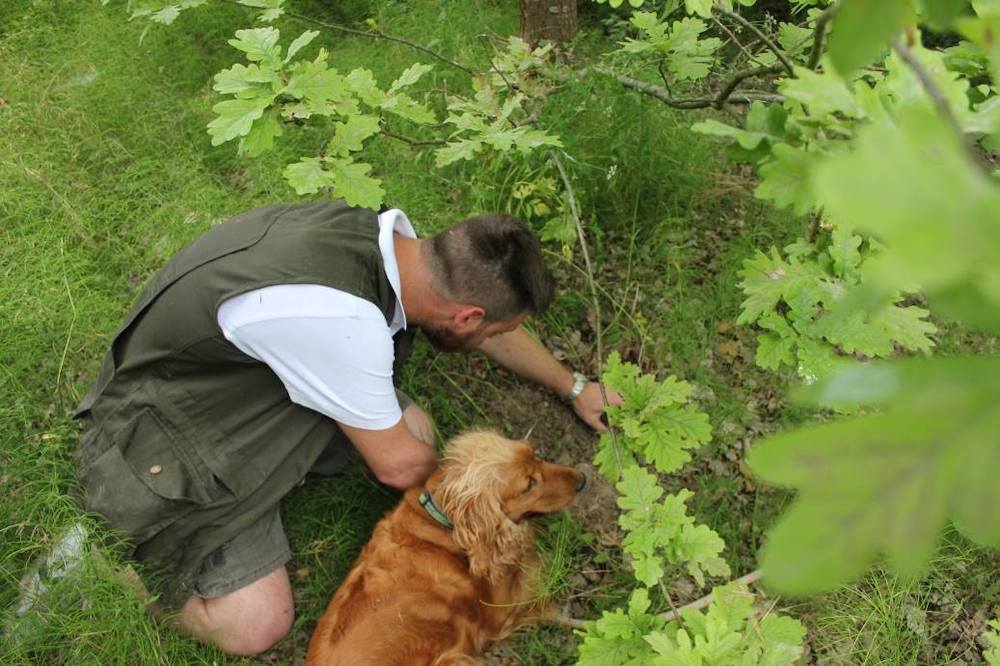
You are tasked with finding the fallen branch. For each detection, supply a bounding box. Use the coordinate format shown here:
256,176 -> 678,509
658,569 -> 764,623
547,569 -> 765,631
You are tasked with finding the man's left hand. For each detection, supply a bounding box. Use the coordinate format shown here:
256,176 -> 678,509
572,382 -> 623,432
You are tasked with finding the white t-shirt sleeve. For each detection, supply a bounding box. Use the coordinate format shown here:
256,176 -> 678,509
217,284 -> 402,430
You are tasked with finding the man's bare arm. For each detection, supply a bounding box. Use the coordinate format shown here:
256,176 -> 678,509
337,419 -> 438,490
477,326 -> 622,431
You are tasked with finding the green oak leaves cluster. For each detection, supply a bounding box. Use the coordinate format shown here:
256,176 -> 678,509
579,354 -> 805,664
616,467 -> 729,589
603,0 -> 1000,601
435,37 -> 562,168
595,352 -> 712,480
579,582 -> 806,664
124,0 -> 560,208
676,0 -> 1000,596
733,237 -> 936,388
210,26 -> 435,206
620,13 -> 722,82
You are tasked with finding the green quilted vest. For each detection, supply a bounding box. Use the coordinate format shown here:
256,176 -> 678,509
75,201 -> 412,606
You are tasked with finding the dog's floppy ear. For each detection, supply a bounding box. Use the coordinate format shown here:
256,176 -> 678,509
444,483 -> 531,582
433,433 -> 533,582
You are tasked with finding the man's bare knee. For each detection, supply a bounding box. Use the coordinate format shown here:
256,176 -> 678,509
402,403 -> 435,447
177,567 -> 293,656
214,608 -> 293,656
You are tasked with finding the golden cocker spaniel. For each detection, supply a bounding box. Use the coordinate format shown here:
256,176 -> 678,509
305,430 -> 586,665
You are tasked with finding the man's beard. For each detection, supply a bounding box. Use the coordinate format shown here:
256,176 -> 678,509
422,325 -> 477,352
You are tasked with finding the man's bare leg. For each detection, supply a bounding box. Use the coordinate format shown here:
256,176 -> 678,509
167,404 -> 430,655
175,566 -> 293,656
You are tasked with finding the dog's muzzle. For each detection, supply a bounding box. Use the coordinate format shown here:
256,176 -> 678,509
575,472 -> 587,492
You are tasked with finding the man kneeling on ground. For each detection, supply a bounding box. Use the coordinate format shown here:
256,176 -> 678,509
75,200 -> 620,655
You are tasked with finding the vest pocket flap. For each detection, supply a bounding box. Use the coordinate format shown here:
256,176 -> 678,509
81,408 -> 234,544
121,407 -> 227,505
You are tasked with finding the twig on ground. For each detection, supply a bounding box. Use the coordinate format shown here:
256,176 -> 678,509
549,151 -> 624,477
548,569 -> 766,631
658,569 -> 764,623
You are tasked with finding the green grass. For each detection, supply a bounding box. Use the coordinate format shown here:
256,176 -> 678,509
2,1 -> 998,664
807,533 -> 1000,664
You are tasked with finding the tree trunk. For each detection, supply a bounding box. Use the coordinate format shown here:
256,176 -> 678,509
520,0 -> 577,46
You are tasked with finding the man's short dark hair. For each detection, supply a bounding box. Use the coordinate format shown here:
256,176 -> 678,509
424,213 -> 554,322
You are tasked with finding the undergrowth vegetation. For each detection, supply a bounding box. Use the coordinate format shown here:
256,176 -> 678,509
2,0 -> 998,664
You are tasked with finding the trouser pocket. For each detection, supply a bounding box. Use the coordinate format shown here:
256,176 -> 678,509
81,407 -> 233,545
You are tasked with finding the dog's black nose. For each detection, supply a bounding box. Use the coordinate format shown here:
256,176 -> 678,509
575,472 -> 587,492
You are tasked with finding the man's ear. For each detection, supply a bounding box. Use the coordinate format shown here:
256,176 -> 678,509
452,305 -> 485,332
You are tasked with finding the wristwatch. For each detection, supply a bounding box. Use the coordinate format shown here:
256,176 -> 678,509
564,372 -> 588,403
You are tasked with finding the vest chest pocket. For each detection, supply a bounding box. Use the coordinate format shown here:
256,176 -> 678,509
81,407 -> 235,544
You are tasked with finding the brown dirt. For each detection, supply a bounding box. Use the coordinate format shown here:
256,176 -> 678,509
477,381 -> 623,544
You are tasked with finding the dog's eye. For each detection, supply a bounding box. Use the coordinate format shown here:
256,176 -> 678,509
524,477 -> 537,493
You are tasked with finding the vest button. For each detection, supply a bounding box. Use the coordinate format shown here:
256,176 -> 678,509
149,464 -> 163,475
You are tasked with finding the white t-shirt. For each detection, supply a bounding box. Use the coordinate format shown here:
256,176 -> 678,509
216,209 -> 415,431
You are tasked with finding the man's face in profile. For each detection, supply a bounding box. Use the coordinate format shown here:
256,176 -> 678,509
421,313 -> 526,352
421,323 -> 478,352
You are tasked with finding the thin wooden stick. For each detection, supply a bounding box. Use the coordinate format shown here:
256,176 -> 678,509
546,569 -> 765,631
891,36 -> 978,166
807,3 -> 838,71
549,151 -> 624,477
658,569 -> 764,623
592,67 -> 784,109
716,8 -> 795,77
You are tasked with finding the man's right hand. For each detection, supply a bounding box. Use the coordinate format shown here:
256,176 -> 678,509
337,413 -> 439,490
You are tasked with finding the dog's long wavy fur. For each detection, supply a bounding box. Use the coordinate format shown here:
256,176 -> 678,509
305,430 -> 584,665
